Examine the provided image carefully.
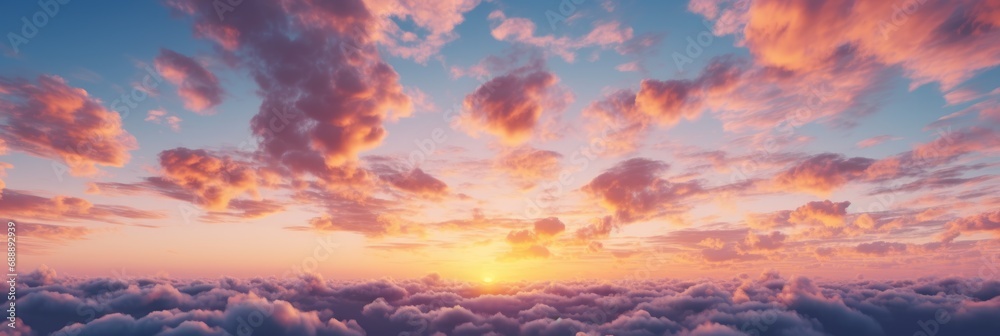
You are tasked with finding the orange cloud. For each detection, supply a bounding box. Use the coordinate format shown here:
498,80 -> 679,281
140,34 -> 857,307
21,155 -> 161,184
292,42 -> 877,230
774,154 -> 874,194
0,75 -> 136,176
582,158 -> 703,223
384,168 -> 449,199
488,10 -> 633,62
494,146 -> 562,189
157,148 -> 262,210
461,57 -> 571,145
169,0 -> 413,176
789,200 -> 851,228
154,49 -> 224,114
0,189 -> 163,225
941,210 -> 1000,242
740,0 -> 1000,90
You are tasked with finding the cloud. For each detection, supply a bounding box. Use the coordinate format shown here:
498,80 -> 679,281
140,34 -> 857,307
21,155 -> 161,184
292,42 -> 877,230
488,11 -> 633,62
168,0 -> 412,176
0,189 -> 164,225
582,89 -> 649,155
942,210 -> 1000,242
744,230 -> 786,250
145,109 -> 182,131
0,75 -> 137,176
382,168 -> 449,199
154,49 -> 224,113
533,217 -> 565,239
494,147 -> 562,189
582,158 -> 703,223
774,154 -> 874,194
0,161 -> 10,199
365,0 -> 482,63
745,211 -> 793,230
865,127 -> 1000,182
789,200 -> 851,228
460,57 -> 572,145
16,267 -> 1000,335
635,57 -> 744,126
582,57 -> 744,153
156,148 -> 264,210
856,135 -> 899,149
738,0 -> 1000,91
17,222 -> 93,254
500,217 -> 566,261
855,241 -> 908,256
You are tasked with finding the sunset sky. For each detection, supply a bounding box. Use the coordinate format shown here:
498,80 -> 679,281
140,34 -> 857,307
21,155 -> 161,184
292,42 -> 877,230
2,0 -> 1000,284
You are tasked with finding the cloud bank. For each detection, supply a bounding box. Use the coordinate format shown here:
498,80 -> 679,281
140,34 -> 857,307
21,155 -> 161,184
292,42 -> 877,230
12,267 -> 1000,336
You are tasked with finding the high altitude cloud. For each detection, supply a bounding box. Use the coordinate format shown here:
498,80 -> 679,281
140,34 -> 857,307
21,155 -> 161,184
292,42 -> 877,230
494,146 -> 562,189
18,222 -> 93,254
488,10 -> 634,62
789,200 -> 851,228
942,210 -> 1000,242
383,168 -> 449,199
461,57 -> 572,145
366,0 -> 482,63
18,268 -> 1000,335
738,0 -> 1000,90
583,57 -> 743,153
0,189 -> 164,224
683,0 -> 1000,137
157,148 -> 263,210
0,75 -> 136,176
500,217 -> 566,261
145,109 -> 182,131
582,158 -> 703,223
774,153 -> 875,194
168,0 -> 412,177
153,49 -> 224,113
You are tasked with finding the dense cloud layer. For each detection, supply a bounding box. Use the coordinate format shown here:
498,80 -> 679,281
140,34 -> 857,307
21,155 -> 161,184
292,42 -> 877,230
11,267 -> 1000,336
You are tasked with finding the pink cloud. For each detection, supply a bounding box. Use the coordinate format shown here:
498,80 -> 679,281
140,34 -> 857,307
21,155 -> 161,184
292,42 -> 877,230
583,57 -> 744,154
488,11 -> 633,62
0,75 -> 137,176
733,0 -> 1000,91
145,109 -> 182,132
169,0 -> 413,177
154,49 -> 224,114
157,148 -> 262,210
460,57 -> 572,145
383,168 -> 449,199
365,0 -> 482,63
789,200 -> 851,228
582,158 -> 703,223
941,210 -> 1000,242
856,135 -> 898,149
494,146 -> 562,189
0,189 -> 163,225
774,154 -> 874,195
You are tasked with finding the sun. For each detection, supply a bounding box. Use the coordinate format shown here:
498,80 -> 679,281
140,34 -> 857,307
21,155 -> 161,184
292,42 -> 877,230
482,276 -> 494,283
